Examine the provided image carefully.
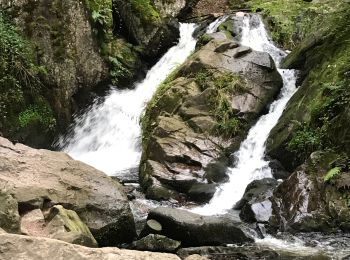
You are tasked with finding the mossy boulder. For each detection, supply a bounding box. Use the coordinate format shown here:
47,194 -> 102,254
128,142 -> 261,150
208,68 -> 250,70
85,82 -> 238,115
140,34 -> 282,202
45,205 -> 98,247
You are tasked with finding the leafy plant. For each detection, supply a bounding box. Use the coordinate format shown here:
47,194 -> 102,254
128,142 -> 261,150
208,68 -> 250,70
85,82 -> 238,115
324,167 -> 341,183
287,122 -> 327,161
18,104 -> 56,131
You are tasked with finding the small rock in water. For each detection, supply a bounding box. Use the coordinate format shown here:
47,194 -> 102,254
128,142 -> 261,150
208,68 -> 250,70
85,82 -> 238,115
132,234 -> 181,252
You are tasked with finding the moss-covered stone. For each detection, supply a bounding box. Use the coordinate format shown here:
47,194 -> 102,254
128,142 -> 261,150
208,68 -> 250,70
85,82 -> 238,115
46,205 -> 98,247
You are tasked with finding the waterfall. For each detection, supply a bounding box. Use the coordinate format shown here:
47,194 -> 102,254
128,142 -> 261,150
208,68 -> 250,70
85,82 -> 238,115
193,15 -> 298,215
56,23 -> 198,177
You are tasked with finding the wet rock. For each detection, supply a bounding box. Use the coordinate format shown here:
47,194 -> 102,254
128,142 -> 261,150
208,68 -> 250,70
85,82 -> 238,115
269,152 -> 350,233
214,41 -> 239,53
145,207 -> 254,246
204,158 -> 230,183
268,159 -> 291,179
233,46 -> 252,58
235,178 -> 278,210
237,178 -> 278,223
0,233 -> 181,260
132,234 -> 181,252
177,244 -> 330,260
177,245 -> 280,260
0,137 -> 136,246
188,183 -> 218,202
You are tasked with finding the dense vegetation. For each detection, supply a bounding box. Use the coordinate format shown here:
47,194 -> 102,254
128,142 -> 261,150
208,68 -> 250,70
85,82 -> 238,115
0,12 -> 56,144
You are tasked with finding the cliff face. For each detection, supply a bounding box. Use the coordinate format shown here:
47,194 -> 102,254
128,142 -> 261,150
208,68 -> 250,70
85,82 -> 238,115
0,0 -> 196,147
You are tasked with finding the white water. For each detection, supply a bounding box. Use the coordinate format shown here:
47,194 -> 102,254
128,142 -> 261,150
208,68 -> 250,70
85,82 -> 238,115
56,23 -> 198,176
194,15 -> 298,215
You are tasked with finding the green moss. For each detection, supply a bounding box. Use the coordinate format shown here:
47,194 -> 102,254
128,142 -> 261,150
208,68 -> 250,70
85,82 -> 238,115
245,0 -> 348,49
324,167 -> 342,183
141,67 -> 181,149
129,0 -> 161,24
266,3 -> 350,169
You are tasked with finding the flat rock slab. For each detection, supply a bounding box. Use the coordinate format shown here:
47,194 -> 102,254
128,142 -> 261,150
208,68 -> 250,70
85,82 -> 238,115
0,137 -> 135,246
0,233 -> 181,260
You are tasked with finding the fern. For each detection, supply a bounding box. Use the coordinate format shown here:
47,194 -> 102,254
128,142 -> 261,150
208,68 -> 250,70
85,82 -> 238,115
324,167 -> 341,183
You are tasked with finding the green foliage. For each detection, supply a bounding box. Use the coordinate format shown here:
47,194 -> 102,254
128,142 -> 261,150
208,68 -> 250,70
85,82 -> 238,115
324,167 -> 341,183
18,104 -> 56,131
108,56 -> 132,85
246,0 -> 348,49
194,70 -> 212,90
0,12 -> 54,136
214,73 -> 247,94
287,122 -> 328,161
84,0 -> 113,30
193,69 -> 247,138
211,90 -> 242,138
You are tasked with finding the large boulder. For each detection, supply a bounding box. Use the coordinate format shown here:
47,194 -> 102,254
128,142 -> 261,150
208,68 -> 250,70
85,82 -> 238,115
0,137 -> 136,246
0,233 -> 181,260
141,35 -> 283,202
268,152 -> 350,233
142,207 -> 254,246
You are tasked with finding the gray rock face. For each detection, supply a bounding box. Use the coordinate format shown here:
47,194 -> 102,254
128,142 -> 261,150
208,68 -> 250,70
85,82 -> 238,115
132,234 -> 181,252
0,233 -> 181,260
0,137 -> 135,246
143,207 -> 254,246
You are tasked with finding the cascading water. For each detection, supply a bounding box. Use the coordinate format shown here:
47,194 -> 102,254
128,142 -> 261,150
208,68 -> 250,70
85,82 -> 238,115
56,23 -> 198,178
194,15 -> 298,215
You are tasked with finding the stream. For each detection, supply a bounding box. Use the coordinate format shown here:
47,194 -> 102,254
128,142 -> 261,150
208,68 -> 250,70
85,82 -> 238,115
56,14 -> 350,259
